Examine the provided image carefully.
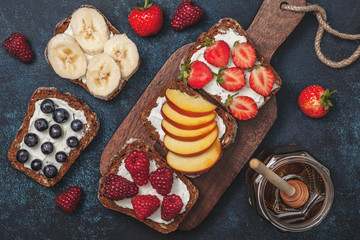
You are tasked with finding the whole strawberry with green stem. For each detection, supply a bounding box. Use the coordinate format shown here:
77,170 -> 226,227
128,0 -> 163,37
298,85 -> 337,118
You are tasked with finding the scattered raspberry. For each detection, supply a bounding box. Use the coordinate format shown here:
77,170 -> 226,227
149,167 -> 173,196
170,0 -> 204,31
2,32 -> 34,63
125,150 -> 150,186
105,174 -> 139,200
55,186 -> 83,214
161,194 -> 183,221
132,195 -> 160,220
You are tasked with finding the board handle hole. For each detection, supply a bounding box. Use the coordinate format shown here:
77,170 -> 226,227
280,2 -> 289,10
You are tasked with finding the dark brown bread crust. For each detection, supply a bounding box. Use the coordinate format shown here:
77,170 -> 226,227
45,5 -> 140,101
140,80 -> 237,151
184,18 -> 282,108
98,139 -> 199,234
8,87 -> 99,187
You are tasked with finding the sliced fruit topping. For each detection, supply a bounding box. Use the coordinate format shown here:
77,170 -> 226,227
232,42 -> 256,69
164,126 -> 218,155
165,88 -> 217,114
125,150 -> 150,186
55,186 -> 83,214
179,61 -> 213,88
224,95 -> 258,120
249,65 -> 275,96
167,139 -> 221,174
161,119 -> 217,140
2,32 -> 34,63
216,67 -> 245,91
149,167 -> 173,196
132,195 -> 160,220
203,38 -> 230,68
105,174 -> 139,200
161,194 -> 184,221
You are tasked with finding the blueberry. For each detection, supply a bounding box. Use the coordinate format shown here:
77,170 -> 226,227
55,152 -> 67,163
43,165 -> 57,178
34,118 -> 48,131
67,136 -> 79,148
24,133 -> 38,147
31,159 -> 42,171
16,149 -> 29,163
71,119 -> 83,132
53,108 -> 69,123
40,99 -> 55,113
41,142 -> 54,154
49,124 -> 62,139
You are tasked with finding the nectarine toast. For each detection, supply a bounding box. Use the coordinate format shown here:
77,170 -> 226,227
98,139 -> 199,234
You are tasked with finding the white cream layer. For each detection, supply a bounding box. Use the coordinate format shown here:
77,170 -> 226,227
115,159 -> 190,224
20,98 -> 87,174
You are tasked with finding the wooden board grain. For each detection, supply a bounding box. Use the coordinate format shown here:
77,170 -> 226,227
100,0 -> 306,232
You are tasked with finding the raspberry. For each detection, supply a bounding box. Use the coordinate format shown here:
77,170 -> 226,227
2,32 -> 34,63
170,0 -> 204,31
105,174 -> 138,200
161,194 -> 184,221
132,195 -> 160,220
149,167 -> 173,196
125,150 -> 150,186
55,186 -> 83,214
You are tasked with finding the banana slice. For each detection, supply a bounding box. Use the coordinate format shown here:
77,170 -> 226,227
70,7 -> 109,55
86,53 -> 121,100
47,33 -> 87,79
103,34 -> 140,80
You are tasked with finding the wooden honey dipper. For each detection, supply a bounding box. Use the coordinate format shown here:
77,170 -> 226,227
250,159 -> 309,208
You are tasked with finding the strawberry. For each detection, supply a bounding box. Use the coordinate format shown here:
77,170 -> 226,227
125,150 -> 150,186
202,38 -> 230,68
232,41 -> 256,69
149,167 -> 173,196
170,0 -> 204,31
224,95 -> 258,120
2,32 -> 34,63
179,61 -> 213,88
132,195 -> 160,220
298,85 -> 336,118
216,67 -> 245,91
55,186 -> 83,214
249,65 -> 275,96
161,194 -> 183,221
105,174 -> 139,200
128,0 -> 163,37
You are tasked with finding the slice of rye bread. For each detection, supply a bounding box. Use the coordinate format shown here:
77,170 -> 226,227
98,139 -> 199,234
141,80 -> 237,151
8,87 -> 99,187
44,4 -> 141,101
183,18 -> 282,109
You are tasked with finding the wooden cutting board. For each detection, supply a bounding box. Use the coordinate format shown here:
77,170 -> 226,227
100,0 -> 306,231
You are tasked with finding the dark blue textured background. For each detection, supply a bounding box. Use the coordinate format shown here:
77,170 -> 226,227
1,0 -> 359,239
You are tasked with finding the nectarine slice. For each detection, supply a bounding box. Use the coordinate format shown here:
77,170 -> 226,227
164,126 -> 218,155
162,119 -> 217,140
165,89 -> 217,115
161,103 -> 216,128
167,139 -> 222,174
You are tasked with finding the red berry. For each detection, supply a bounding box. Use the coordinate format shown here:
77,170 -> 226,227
105,174 -> 139,200
132,195 -> 160,220
232,42 -> 256,69
216,67 -> 246,91
125,150 -> 150,186
204,39 -> 230,68
170,0 -> 204,31
161,194 -> 183,221
2,32 -> 34,63
298,85 -> 336,118
55,186 -> 83,214
224,95 -> 258,120
128,0 -> 163,37
149,167 -> 173,196
179,61 -> 213,88
249,65 -> 275,96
